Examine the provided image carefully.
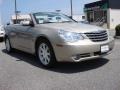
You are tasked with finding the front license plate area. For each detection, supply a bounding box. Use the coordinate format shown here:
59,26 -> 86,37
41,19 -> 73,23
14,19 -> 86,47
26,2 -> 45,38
101,45 -> 109,53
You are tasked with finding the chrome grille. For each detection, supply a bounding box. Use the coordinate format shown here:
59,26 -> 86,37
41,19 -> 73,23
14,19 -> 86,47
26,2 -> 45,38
85,30 -> 108,42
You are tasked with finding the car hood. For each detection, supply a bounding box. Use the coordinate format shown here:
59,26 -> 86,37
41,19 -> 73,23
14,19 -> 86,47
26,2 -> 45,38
39,22 -> 105,33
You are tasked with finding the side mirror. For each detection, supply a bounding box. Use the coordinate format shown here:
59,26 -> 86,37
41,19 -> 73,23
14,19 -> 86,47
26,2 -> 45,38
21,20 -> 34,27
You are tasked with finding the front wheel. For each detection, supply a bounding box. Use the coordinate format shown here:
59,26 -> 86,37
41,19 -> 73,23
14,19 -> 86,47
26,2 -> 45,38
36,39 -> 56,67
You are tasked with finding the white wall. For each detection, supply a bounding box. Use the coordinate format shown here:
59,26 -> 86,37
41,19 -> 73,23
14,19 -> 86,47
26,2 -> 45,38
11,15 -> 31,20
73,15 -> 85,21
109,9 -> 120,29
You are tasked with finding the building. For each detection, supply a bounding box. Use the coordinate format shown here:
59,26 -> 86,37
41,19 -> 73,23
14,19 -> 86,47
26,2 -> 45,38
72,14 -> 85,22
11,14 -> 31,24
84,0 -> 120,29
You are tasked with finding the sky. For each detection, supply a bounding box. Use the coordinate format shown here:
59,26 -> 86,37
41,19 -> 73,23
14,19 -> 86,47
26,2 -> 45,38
0,0 -> 99,24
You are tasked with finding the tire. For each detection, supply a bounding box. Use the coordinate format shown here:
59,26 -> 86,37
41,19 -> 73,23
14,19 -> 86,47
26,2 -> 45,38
36,39 -> 56,68
5,37 -> 12,53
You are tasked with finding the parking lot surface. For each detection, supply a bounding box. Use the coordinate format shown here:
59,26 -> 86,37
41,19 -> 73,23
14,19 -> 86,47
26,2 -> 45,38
0,37 -> 120,90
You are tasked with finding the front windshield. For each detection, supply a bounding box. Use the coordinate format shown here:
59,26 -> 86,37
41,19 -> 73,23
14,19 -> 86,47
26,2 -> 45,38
33,12 -> 75,24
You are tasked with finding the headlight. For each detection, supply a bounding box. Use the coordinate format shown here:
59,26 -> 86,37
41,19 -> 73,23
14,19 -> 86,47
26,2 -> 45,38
58,30 -> 84,42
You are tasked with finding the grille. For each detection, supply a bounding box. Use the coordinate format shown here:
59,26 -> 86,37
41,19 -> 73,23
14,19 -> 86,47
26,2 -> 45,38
85,30 -> 108,42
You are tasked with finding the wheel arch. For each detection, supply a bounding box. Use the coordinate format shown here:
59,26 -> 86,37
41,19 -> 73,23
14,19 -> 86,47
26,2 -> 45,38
35,35 -> 57,67
35,35 -> 54,52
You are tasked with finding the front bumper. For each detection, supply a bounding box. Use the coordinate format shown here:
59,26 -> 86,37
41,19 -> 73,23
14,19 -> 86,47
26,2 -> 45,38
53,38 -> 114,62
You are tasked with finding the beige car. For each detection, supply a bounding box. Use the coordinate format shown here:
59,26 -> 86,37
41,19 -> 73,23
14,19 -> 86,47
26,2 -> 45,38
5,12 -> 114,67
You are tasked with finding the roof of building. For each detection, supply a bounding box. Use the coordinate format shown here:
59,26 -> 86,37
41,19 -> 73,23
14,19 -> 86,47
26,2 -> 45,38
84,0 -> 108,9
11,14 -> 31,20
85,0 -> 120,9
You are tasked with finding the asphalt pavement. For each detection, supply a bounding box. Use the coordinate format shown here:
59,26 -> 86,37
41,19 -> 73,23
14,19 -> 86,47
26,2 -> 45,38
0,32 -> 120,90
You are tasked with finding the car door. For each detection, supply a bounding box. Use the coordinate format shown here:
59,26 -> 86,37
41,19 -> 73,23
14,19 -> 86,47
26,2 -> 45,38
8,25 -> 21,48
15,25 -> 35,53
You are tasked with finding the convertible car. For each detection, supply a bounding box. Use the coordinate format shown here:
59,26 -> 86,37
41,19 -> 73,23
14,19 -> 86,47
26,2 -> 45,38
4,12 -> 114,67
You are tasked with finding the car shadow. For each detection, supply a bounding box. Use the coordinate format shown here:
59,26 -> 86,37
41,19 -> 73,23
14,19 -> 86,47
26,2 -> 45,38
2,49 -> 109,74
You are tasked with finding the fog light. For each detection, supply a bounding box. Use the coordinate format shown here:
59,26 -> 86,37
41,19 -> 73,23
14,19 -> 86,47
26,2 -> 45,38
72,54 -> 81,60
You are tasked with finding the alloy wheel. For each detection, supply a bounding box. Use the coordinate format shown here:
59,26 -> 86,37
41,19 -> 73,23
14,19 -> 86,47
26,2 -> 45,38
38,43 -> 51,66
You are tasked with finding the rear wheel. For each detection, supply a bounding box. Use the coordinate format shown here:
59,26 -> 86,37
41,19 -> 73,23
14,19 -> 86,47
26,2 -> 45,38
5,37 -> 12,53
36,39 -> 56,68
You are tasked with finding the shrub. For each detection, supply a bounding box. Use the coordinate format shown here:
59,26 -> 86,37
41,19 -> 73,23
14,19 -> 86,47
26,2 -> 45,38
115,24 -> 120,36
